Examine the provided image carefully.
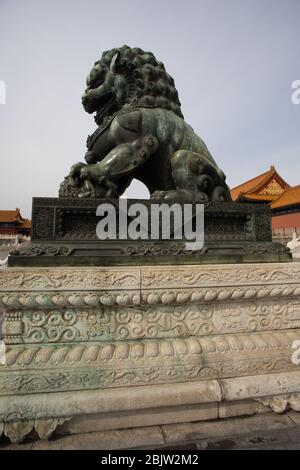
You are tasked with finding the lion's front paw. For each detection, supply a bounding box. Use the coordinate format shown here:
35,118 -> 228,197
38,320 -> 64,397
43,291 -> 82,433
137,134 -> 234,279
78,163 -> 106,182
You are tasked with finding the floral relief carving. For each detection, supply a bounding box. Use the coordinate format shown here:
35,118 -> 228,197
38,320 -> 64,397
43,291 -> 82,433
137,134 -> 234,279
1,265 -> 300,291
3,298 -> 300,346
0,355 -> 296,397
142,266 -> 300,288
256,393 -> 300,413
1,262 -> 300,445
0,328 -> 298,398
0,270 -> 140,290
0,416 -> 71,443
22,311 -> 79,343
1,283 -> 300,312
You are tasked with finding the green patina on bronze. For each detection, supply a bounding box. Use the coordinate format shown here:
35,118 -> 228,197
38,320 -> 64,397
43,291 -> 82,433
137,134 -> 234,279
8,198 -> 291,266
8,45 -> 291,266
59,45 -> 231,202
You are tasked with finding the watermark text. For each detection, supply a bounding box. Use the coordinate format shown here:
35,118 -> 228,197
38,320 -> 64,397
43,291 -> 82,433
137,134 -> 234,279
96,200 -> 204,251
0,80 -> 6,104
0,341 -> 6,365
291,80 -> 300,105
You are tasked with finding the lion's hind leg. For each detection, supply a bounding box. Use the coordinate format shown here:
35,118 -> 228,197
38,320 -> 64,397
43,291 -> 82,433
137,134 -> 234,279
153,150 -> 231,202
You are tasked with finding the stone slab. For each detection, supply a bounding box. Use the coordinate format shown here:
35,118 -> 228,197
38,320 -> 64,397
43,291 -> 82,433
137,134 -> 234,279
218,400 -> 269,419
2,412 -> 300,450
220,371 -> 300,401
161,412 -> 294,445
1,261 -> 300,444
57,403 -> 218,435
1,425 -> 165,450
8,198 -> 291,266
0,381 -> 222,421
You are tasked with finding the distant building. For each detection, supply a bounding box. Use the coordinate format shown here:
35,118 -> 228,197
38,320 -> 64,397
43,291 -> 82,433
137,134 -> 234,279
0,208 -> 31,236
231,166 -> 300,243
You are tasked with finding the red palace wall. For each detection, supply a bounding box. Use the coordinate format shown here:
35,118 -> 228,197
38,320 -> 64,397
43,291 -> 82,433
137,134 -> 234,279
272,212 -> 300,230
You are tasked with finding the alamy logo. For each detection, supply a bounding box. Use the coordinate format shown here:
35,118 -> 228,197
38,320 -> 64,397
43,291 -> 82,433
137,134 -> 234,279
0,341 -> 6,365
96,200 -> 205,251
0,80 -> 6,104
291,340 -> 300,365
291,80 -> 300,105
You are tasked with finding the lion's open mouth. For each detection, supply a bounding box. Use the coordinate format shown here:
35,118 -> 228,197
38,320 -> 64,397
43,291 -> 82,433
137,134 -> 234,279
82,88 -> 114,110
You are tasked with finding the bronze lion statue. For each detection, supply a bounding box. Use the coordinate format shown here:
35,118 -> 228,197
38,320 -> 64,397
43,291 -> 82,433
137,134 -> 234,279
59,45 -> 231,202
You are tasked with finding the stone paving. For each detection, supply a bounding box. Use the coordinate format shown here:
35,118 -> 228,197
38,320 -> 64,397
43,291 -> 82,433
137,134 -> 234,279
1,411 -> 300,450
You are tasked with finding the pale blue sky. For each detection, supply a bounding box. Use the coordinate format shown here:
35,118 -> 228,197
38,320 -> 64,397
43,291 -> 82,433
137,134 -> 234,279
0,0 -> 299,217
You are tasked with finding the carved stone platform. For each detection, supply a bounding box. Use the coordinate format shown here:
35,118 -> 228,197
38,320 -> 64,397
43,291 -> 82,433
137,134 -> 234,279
1,262 -> 300,444
8,198 -> 291,266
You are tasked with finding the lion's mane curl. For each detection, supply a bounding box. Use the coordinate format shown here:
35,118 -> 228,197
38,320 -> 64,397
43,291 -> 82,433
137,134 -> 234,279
92,45 -> 183,119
